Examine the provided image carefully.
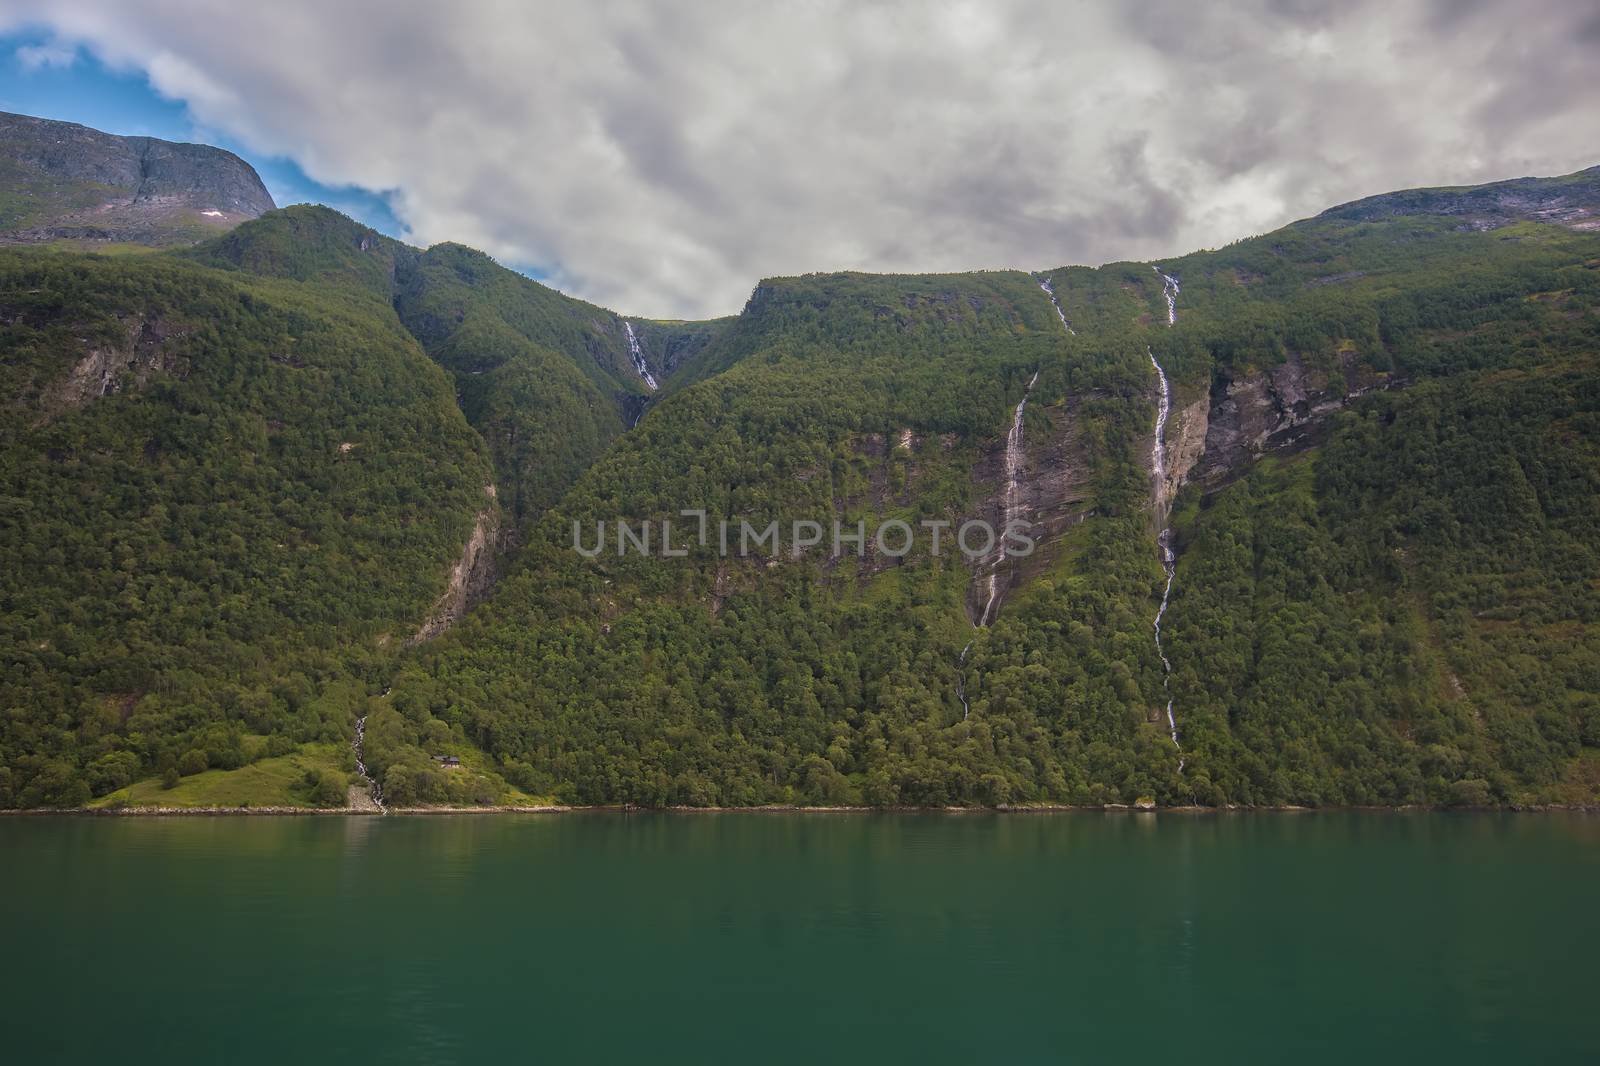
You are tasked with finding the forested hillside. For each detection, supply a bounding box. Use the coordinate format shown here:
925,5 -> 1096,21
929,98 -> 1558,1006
2,129 -> 1597,809
187,206 -> 702,524
389,197 -> 1600,809
0,251 -> 491,806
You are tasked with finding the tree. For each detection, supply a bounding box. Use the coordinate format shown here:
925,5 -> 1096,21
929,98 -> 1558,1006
311,771 -> 349,807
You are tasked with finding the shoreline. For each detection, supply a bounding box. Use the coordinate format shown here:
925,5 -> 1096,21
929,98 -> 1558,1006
2,802 -> 1594,817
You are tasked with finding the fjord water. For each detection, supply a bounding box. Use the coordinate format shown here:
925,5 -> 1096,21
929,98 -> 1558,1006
3,814 -> 1596,1063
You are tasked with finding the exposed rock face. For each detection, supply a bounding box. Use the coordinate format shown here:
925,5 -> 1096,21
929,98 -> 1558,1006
1195,351 -> 1393,488
41,313 -> 186,418
939,350 -> 1395,619
1156,394 -> 1209,516
965,393 -> 1094,622
637,319 -> 724,377
0,110 -> 275,246
409,487 -> 502,644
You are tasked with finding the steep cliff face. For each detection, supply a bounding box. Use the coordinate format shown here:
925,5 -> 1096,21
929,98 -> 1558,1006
1156,394 -> 1208,515
634,317 -> 729,380
0,110 -> 275,246
964,394 -> 1094,622
1195,351 -> 1395,488
35,312 -> 187,420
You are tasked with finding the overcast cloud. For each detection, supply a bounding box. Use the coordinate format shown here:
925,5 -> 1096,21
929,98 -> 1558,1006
4,0 -> 1598,318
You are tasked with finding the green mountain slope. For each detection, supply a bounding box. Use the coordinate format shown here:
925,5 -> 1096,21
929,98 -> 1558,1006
0,250 -> 492,806
187,206 -> 707,524
390,193 -> 1600,809
2,111 -> 1597,810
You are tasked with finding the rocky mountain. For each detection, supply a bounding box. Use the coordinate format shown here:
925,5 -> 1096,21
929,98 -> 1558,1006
1314,165 -> 1600,231
0,110 -> 275,246
1,109 -> 1597,811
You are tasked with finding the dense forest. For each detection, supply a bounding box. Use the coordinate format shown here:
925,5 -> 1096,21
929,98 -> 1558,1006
0,251 -> 492,805
2,160 -> 1598,809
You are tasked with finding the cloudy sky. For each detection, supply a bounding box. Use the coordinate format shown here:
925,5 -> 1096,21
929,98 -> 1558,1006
2,0 -> 1597,318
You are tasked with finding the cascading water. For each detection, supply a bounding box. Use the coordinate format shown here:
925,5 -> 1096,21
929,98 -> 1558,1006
1149,349 -> 1180,758
1149,265 -> 1183,768
1039,277 -> 1077,336
957,280 -> 1072,715
624,321 -> 659,391
352,714 -> 384,809
1155,265 -> 1179,325
980,368 -> 1041,626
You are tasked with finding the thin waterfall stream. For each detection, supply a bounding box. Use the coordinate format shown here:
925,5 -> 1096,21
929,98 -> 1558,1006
957,277 -> 1076,718
1039,277 -> 1077,335
352,713 -> 384,809
980,368 -> 1041,626
1150,265 -> 1183,769
624,321 -> 658,390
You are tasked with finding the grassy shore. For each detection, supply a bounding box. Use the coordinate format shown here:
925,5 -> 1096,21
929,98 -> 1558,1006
90,744 -> 350,810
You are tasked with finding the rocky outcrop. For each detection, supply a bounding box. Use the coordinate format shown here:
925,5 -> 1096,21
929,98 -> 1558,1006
409,486 -> 501,644
1194,350 -> 1395,488
0,110 -> 274,246
965,393 -> 1094,622
40,313 -> 186,418
633,318 -> 726,378
1157,394 -> 1208,516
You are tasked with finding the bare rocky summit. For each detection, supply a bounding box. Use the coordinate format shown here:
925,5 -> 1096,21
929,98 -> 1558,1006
0,110 -> 275,246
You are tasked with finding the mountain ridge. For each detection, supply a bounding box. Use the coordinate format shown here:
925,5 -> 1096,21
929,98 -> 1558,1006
0,110 -> 275,247
2,109 -> 1598,810
1310,164 -> 1600,231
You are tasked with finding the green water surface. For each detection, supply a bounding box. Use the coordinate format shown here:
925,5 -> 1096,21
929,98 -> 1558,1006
2,812 -> 1595,1063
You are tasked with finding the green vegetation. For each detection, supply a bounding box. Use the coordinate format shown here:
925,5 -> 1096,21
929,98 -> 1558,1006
91,742 -> 351,808
188,206 -> 704,524
3,159 -> 1598,809
0,250 -> 493,807
0,157 -> 120,233
1165,362 -> 1600,805
388,211 -> 1600,808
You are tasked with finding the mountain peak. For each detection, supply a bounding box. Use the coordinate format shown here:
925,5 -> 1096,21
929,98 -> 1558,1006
0,110 -> 275,247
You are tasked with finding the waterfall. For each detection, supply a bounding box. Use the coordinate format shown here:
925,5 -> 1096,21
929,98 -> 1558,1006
980,368 -> 1041,626
1149,265 -> 1183,769
1154,265 -> 1179,326
624,321 -> 659,391
1149,351 -> 1180,761
1039,277 -> 1077,335
352,714 -> 384,809
1149,347 -> 1172,513
959,277 -> 1074,712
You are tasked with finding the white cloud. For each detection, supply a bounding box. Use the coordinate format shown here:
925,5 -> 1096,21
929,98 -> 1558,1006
14,40 -> 76,72
2,0 -> 1598,318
